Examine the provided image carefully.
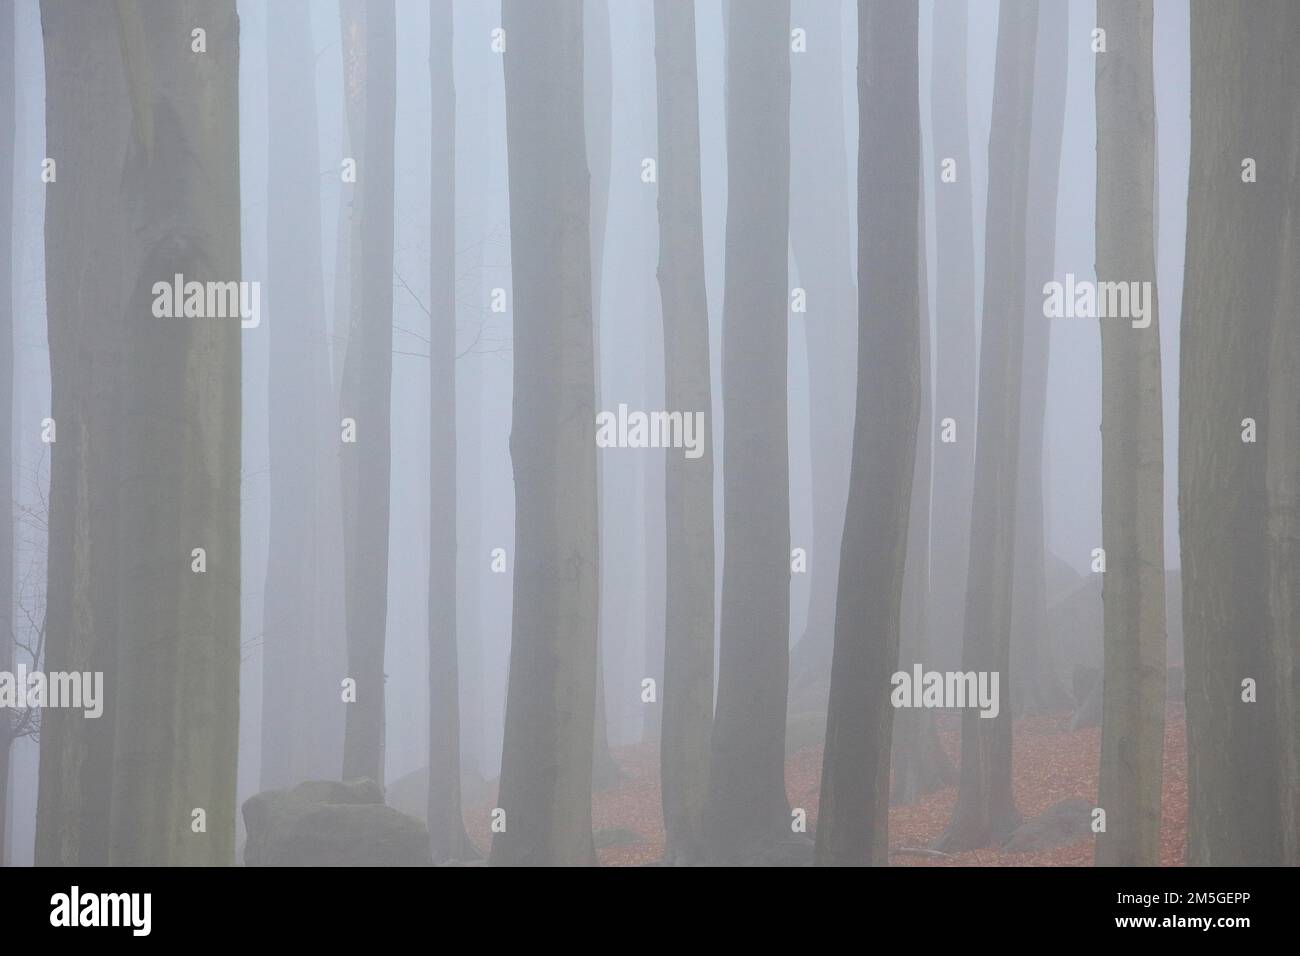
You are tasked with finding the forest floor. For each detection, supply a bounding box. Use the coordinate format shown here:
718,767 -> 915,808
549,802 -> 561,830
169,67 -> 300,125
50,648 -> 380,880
462,705 -> 1188,866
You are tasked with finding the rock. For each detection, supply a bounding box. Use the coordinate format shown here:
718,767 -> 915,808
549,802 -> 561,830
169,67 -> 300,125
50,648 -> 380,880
242,778 -> 432,867
751,834 -> 816,867
1000,797 -> 1093,854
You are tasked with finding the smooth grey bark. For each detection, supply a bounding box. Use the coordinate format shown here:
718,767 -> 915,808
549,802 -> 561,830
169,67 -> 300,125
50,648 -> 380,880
653,0 -> 715,867
491,0 -> 599,867
786,0 -> 857,705
891,197 -> 954,806
815,0 -> 920,866
35,0 -> 131,866
938,0 -> 1038,852
1180,0 -> 1294,865
456,281 -> 484,782
427,0 -> 473,863
333,0 -> 364,400
106,0 -> 242,865
453,21 -> 501,780
1011,0 -> 1069,718
706,0 -> 793,864
262,0 -> 341,790
1095,0 -> 1167,867
585,0 -> 621,790
1265,27 -> 1300,865
339,0 -> 395,784
927,0 -> 978,674
0,0 -> 12,869
639,9 -> 668,749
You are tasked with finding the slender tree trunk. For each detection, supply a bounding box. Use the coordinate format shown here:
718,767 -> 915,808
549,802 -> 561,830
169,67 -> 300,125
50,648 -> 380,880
938,0 -> 1038,853
491,0 -> 599,867
927,0 -> 978,675
1011,0 -> 1069,720
640,5 -> 668,744
653,0 -> 715,867
707,0 -> 793,864
786,0 -> 857,704
1180,0 -> 1294,865
106,0 -> 241,865
35,0 -> 131,866
0,0 -> 12,869
333,0 -> 364,399
892,195 -> 954,805
585,0 -> 621,790
262,0 -> 337,790
816,0 -> 920,866
339,0 -> 395,784
1095,0 -> 1167,867
1265,46 -> 1300,867
426,0 -> 473,863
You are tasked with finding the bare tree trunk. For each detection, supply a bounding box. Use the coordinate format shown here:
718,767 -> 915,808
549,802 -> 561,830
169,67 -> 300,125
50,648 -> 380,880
786,0 -> 857,705
938,0 -> 1038,853
35,0 -> 131,866
1011,0 -> 1069,720
1095,0 -> 1167,867
491,0 -> 599,867
892,195 -> 954,806
707,0 -> 793,865
640,6 -> 668,744
0,0 -> 12,869
654,0 -> 715,867
1265,54 -> 1300,868
106,0 -> 241,865
816,0 -> 920,866
426,0 -> 473,863
339,0 -> 395,784
1180,0 -> 1294,865
333,0 -> 364,397
927,0 -> 977,675
585,0 -> 621,791
262,0 -> 338,790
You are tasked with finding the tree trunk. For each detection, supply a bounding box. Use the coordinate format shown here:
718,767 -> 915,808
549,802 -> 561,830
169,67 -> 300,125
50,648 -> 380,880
106,0 -> 241,865
585,0 -> 622,790
1180,0 -> 1294,865
0,0 -> 12,869
891,194 -> 954,806
1095,0 -> 1167,866
706,0 -> 793,864
1265,33 -> 1300,866
937,0 -> 1038,853
491,0 -> 599,867
339,0 -> 395,785
35,0 -> 132,866
426,0 -> 474,863
1011,0 -> 1069,720
815,0 -> 920,866
262,0 -> 339,790
653,0 -> 715,867
333,0 -> 364,398
786,0 -> 857,705
927,0 -> 978,675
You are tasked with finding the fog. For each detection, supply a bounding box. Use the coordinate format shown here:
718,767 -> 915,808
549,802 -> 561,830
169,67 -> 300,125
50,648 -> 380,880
3,0 -> 1295,869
